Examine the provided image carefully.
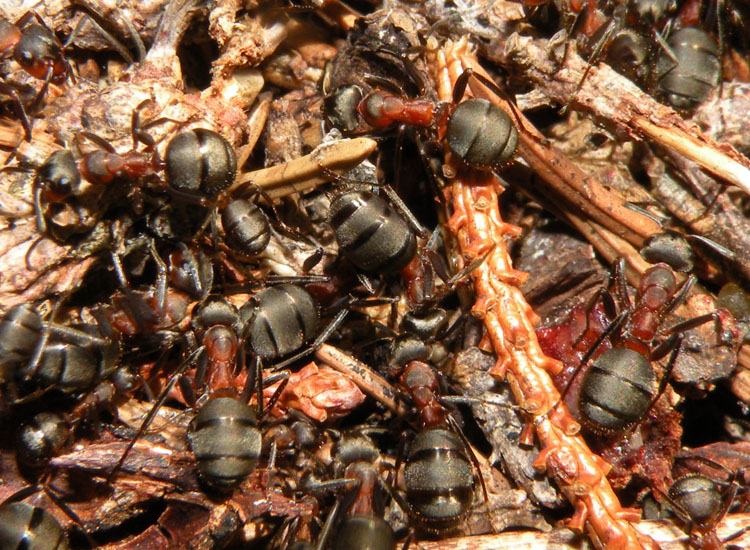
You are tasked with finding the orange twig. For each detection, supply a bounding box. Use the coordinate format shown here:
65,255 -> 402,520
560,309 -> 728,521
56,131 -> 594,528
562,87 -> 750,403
429,38 -> 660,550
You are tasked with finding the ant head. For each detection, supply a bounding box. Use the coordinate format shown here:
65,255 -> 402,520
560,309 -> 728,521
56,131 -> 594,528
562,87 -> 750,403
14,23 -> 66,82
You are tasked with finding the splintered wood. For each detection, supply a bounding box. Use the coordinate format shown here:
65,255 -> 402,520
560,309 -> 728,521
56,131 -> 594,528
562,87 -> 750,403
430,39 -> 659,550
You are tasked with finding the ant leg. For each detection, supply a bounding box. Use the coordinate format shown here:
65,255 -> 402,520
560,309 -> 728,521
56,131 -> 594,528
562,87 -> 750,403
393,430 -> 410,485
24,234 -> 48,271
107,345 -> 205,482
23,297 -> 65,379
609,257 -> 632,312
362,73 -> 408,96
624,202 -> 670,225
28,63 -> 54,115
554,308 -> 632,408
32,181 -> 48,233
76,130 -> 117,153
662,311 -> 735,346
0,82 -> 33,141
192,347 -> 210,392
313,498 -> 344,550
130,99 -> 178,152
244,355 -> 292,418
65,12 -> 134,66
130,99 -> 158,149
446,414 -> 493,528
401,55 -> 428,96
109,247 -> 130,290
660,274 -> 697,319
261,371 -> 290,419
452,68 -> 473,104
571,287 -> 612,348
69,3 -> 146,63
379,183 -> 428,238
392,123 -> 406,195
148,239 -> 169,318
444,244 -> 493,286
423,226 -> 450,281
178,374 -> 198,407
647,334 -> 682,413
561,18 -> 618,115
686,234 -> 736,261
240,354 -> 260,407
356,272 -> 377,295
165,186 -> 214,206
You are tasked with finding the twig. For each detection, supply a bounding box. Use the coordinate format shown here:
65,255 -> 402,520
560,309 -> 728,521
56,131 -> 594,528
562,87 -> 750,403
315,343 -> 408,416
414,513 -> 750,550
232,137 -> 378,200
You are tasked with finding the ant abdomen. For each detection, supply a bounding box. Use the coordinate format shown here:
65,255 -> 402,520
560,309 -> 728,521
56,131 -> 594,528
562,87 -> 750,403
242,284 -> 319,359
0,501 -> 70,550
668,475 -> 722,525
404,427 -> 474,530
187,396 -> 262,490
578,347 -> 656,435
446,98 -> 518,168
655,27 -> 720,109
16,411 -> 73,468
165,129 -> 237,200
329,190 -> 416,274
333,516 -> 396,550
222,198 -> 271,256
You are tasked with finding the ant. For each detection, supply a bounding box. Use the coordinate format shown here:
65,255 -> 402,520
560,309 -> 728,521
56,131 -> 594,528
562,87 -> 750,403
300,428 -> 399,550
106,293 -> 273,489
625,202 -> 736,274
0,11 -> 73,141
324,65 -> 519,171
0,486 -> 73,549
32,100 -> 164,236
1,8 -> 144,142
717,282 -> 750,344
33,98 -> 236,240
107,276 -> 341,487
90,237 -> 192,347
0,300 -> 121,405
0,470 -> 103,548
660,455 -> 749,550
15,364 -> 142,471
395,360 -> 496,533
553,258 -> 733,436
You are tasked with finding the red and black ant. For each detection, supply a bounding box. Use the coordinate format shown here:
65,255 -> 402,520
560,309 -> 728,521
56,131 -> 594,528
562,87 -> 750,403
547,258 -> 734,437
1,8 -> 144,142
324,65 -> 519,171
394,360 -> 498,534
0,11 -> 73,141
32,98 -> 236,241
659,454 -> 750,550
